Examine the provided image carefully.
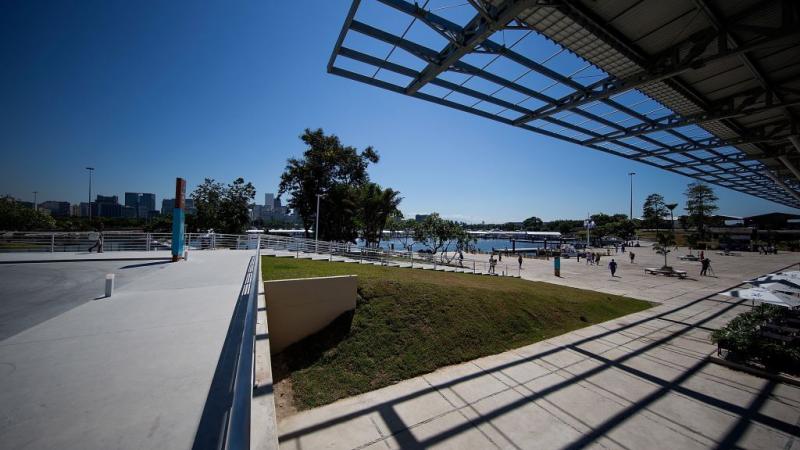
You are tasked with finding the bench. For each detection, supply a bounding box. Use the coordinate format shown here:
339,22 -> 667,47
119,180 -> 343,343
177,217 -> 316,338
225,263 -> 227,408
644,267 -> 688,279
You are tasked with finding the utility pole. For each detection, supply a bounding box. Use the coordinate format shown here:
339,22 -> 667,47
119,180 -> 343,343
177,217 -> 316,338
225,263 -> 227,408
86,167 -> 95,220
315,193 -> 323,253
33,191 -> 38,211
628,172 -> 636,219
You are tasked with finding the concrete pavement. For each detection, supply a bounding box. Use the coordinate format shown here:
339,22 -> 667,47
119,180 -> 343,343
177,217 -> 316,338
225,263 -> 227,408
0,250 -> 255,450
0,259 -> 169,340
278,249 -> 800,450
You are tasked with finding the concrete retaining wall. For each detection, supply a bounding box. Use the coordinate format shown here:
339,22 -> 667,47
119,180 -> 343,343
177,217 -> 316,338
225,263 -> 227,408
264,275 -> 357,353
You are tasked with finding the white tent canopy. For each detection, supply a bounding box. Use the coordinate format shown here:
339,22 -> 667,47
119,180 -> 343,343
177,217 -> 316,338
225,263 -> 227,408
720,287 -> 800,308
744,278 -> 800,295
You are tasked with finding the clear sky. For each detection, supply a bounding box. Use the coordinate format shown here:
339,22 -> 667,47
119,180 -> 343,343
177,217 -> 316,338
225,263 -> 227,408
1,0 -> 796,222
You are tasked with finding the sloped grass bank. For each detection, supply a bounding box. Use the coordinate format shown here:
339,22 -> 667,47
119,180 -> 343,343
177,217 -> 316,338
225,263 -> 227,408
263,257 -> 650,410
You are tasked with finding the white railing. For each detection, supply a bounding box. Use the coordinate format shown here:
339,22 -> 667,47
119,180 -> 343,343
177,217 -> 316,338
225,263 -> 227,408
0,231 -> 173,253
0,231 -> 520,277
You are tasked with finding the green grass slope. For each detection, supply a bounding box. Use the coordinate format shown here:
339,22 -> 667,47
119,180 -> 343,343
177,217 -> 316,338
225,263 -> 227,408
263,257 -> 651,409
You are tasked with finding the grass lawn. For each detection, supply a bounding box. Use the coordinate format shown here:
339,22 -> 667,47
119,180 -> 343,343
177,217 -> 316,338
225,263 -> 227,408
263,256 -> 651,411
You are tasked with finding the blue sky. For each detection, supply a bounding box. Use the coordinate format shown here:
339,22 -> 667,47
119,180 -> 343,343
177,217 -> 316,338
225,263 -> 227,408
1,0 -> 795,222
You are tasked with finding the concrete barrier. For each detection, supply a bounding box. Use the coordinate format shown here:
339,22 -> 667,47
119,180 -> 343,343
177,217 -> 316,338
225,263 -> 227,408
265,275 -> 357,353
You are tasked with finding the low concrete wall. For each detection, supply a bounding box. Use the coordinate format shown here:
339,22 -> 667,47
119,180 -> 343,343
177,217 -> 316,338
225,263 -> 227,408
265,275 -> 357,353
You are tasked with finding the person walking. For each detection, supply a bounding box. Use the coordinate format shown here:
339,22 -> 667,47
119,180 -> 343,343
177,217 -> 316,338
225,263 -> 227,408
609,259 -> 618,277
629,251 -> 635,263
518,254 -> 523,270
595,253 -> 601,266
499,252 -> 502,262
88,224 -> 104,253
489,254 -> 496,274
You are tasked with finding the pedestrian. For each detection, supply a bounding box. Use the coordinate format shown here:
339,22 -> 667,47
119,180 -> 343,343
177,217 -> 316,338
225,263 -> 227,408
499,252 -> 502,262
489,254 -> 495,274
518,254 -> 523,269
700,250 -> 704,261
609,259 -> 617,277
88,224 -> 104,253
629,251 -> 635,263
621,243 -> 626,253
595,253 -> 601,266
700,257 -> 710,276
458,251 -> 464,267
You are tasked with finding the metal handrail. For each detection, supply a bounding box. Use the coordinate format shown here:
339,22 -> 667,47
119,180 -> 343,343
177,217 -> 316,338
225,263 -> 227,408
224,239 -> 261,450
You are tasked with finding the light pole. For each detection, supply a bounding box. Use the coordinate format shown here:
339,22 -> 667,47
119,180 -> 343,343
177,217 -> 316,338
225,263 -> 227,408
628,172 -> 636,219
314,193 -> 323,253
33,191 -> 38,211
86,167 -> 95,220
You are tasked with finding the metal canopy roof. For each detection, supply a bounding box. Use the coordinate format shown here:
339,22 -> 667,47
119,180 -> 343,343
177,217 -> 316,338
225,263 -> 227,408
329,0 -> 800,208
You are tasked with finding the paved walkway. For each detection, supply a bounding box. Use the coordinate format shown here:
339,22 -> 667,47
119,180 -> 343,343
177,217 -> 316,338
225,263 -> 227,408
0,250 -> 254,450
278,249 -> 800,450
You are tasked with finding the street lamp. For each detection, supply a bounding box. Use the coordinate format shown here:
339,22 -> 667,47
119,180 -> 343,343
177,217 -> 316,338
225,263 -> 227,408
314,193 -> 324,254
33,191 -> 38,211
628,172 -> 636,219
86,167 -> 95,220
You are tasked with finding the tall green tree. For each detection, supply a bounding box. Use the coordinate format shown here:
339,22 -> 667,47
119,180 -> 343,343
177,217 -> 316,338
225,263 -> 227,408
359,183 -> 402,247
191,178 -> 225,232
685,182 -> 718,240
278,128 -> 381,239
522,216 -> 543,231
642,193 -> 668,229
191,177 -> 255,234
221,178 -> 256,234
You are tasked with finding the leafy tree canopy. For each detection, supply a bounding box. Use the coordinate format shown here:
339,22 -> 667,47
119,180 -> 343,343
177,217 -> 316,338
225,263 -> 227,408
191,177 -> 255,234
642,193 -> 668,229
279,128 -> 401,242
685,182 -> 718,239
0,199 -> 56,231
522,216 -> 543,231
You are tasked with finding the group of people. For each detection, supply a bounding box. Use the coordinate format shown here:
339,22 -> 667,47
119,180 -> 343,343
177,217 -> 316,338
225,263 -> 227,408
758,245 -> 779,255
487,253 -> 525,274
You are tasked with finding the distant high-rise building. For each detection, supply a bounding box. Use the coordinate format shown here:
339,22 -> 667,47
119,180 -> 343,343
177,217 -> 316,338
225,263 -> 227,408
95,195 -> 121,217
125,192 -> 157,219
264,193 -> 275,211
161,198 -> 175,215
121,206 -> 137,218
161,198 -> 195,216
38,201 -> 71,217
273,196 -> 281,210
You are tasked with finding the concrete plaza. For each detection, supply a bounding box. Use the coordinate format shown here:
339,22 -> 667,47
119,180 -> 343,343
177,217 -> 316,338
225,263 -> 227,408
278,247 -> 800,449
0,251 -> 255,450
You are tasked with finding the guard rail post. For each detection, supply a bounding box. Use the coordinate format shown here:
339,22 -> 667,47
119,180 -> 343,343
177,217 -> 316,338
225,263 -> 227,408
50,233 -> 55,253
146,233 -> 151,252
329,241 -> 333,261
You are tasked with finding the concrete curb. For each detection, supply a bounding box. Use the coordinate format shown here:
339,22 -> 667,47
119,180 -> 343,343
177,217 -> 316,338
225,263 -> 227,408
251,257 -> 280,450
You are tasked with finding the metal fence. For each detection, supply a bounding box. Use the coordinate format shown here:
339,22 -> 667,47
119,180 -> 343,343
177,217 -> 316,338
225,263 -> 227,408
0,231 -> 519,277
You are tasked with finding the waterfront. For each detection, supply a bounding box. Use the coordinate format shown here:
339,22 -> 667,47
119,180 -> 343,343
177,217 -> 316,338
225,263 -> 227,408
357,237 -> 572,253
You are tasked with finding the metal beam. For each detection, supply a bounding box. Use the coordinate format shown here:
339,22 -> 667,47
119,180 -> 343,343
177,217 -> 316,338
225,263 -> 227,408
512,0 -> 800,125
583,87 -> 800,144
376,0 -> 539,95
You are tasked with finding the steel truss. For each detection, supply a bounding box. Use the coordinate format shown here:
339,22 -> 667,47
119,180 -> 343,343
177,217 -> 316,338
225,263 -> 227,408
329,0 -> 800,208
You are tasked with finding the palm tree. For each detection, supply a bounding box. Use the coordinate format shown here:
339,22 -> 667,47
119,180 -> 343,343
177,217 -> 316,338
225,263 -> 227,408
359,183 -> 402,247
